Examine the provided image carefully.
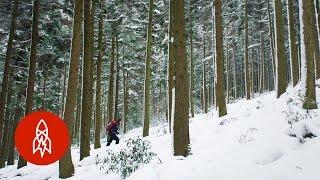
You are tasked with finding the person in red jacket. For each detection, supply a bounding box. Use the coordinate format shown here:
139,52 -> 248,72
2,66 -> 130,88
106,119 -> 122,146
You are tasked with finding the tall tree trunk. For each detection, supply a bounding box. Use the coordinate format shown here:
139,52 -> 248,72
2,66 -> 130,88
114,36 -> 120,119
226,45 -> 229,103
259,32 -> 265,93
59,0 -> 82,177
287,0 -> 299,86
0,82 -> 13,167
167,0 -> 175,132
301,0 -> 318,109
274,0 -> 288,98
61,64 -> 67,116
267,0 -> 276,87
172,0 -> 190,157
202,37 -> 208,113
94,2 -> 104,149
80,0 -> 92,161
313,0 -> 320,79
0,0 -> 18,145
18,0 -> 40,169
189,2 -> 195,118
7,97 -> 22,166
214,0 -> 227,117
107,37 -> 115,124
244,0 -> 251,100
232,45 -> 237,99
143,0 -> 154,137
123,70 -> 129,133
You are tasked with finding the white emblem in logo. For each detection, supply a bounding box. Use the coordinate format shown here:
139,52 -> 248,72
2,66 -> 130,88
32,119 -> 52,158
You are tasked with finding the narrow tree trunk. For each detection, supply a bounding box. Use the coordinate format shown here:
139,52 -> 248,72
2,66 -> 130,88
301,0 -> 318,109
172,0 -> 190,157
232,45 -> 237,100
0,0 -> 18,145
287,0 -> 299,86
274,0 -> 288,98
0,85 -> 13,167
7,100 -> 21,165
61,64 -> 67,116
59,0 -> 83,177
202,37 -> 208,113
18,0 -> 40,169
107,37 -> 115,122
259,32 -> 265,93
313,0 -> 320,79
226,45 -> 230,103
143,0 -> 154,137
214,0 -> 227,117
123,70 -> 129,133
267,0 -> 276,86
94,2 -> 104,149
244,0 -> 251,100
189,2 -> 195,118
114,36 -> 120,118
80,0 -> 92,161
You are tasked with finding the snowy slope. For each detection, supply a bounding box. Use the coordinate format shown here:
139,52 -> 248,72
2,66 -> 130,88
1,82 -> 320,180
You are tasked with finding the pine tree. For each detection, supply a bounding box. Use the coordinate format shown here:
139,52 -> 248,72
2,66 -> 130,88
0,0 -> 18,146
107,36 -> 115,123
80,0 -> 92,160
301,0 -> 318,109
287,0 -> 299,86
214,0 -> 227,117
189,1 -> 195,118
18,0 -> 40,169
244,0 -> 251,100
172,0 -> 190,157
59,0 -> 83,177
274,0 -> 287,98
143,0 -> 154,137
94,0 -> 104,149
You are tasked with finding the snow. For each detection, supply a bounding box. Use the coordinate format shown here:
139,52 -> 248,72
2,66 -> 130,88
0,84 -> 320,180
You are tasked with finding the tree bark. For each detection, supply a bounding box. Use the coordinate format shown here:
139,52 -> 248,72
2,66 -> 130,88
59,0 -> 83,177
214,0 -> 227,117
0,0 -> 18,146
189,1 -> 195,118
202,37 -> 208,113
267,0 -> 276,87
114,36 -> 120,119
301,0 -> 318,109
274,0 -> 288,98
18,0 -> 40,169
80,0 -> 92,161
94,1 -> 104,149
244,0 -> 251,100
143,0 -> 154,137
172,0 -> 190,157
107,37 -> 115,123
287,0 -> 299,86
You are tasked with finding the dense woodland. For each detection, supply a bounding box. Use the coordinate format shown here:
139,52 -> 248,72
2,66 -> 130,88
0,0 -> 319,178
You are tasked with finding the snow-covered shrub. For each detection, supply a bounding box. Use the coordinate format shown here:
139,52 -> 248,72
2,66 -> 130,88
286,121 -> 319,143
239,128 -> 258,144
97,137 -> 156,179
283,97 -> 317,128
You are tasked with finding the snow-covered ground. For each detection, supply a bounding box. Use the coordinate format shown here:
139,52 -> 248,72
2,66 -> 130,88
1,82 -> 320,180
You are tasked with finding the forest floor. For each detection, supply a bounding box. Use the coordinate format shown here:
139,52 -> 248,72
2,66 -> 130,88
1,81 -> 320,180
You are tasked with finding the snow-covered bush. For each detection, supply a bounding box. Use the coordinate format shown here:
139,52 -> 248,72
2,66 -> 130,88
96,137 -> 156,179
239,128 -> 258,144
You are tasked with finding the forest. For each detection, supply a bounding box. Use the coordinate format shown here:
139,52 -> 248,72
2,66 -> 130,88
0,0 -> 319,179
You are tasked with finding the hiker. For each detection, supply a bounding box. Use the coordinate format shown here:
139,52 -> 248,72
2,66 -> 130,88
106,118 -> 122,146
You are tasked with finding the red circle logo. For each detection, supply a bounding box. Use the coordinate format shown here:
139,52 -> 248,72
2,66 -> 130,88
15,111 -> 70,165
